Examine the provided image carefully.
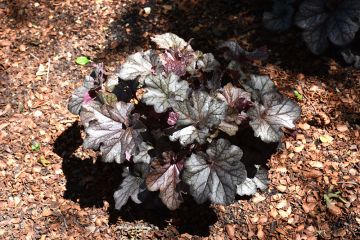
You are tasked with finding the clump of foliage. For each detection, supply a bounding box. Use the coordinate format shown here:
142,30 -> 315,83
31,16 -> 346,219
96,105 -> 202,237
68,33 -> 300,210
264,0 -> 360,55
263,0 -> 296,32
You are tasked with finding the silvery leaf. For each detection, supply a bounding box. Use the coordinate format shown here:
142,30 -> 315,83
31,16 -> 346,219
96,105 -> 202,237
118,50 -> 160,82
169,126 -> 209,146
151,33 -> 188,50
247,98 -> 300,143
83,102 -> 146,163
237,167 -> 269,196
182,139 -> 246,205
142,73 -> 189,113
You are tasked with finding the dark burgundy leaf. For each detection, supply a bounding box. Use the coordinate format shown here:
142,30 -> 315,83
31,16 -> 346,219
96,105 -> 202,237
146,152 -> 184,210
218,40 -> 269,63
217,83 -> 251,109
263,0 -> 295,32
162,49 -> 195,76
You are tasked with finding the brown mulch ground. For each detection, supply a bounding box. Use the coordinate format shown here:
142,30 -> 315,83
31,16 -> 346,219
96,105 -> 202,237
0,0 -> 359,239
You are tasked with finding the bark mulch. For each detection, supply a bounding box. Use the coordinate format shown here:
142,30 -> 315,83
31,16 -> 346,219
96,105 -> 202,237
0,0 -> 359,239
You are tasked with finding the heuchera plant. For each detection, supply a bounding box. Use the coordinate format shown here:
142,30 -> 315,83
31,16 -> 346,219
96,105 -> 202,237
263,0 -> 296,32
295,0 -> 360,54
68,33 -> 301,210
264,0 -> 360,55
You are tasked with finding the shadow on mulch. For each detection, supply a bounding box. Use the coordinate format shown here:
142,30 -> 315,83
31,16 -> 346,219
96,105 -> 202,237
96,0 -> 338,76
53,121 -> 218,236
52,121 -> 280,236
96,0 -> 360,87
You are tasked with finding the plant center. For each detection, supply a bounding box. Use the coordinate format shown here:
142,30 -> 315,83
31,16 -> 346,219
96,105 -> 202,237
326,0 -> 344,12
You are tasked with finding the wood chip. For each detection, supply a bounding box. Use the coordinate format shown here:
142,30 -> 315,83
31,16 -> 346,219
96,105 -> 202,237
276,199 -> 288,209
225,224 -> 235,239
303,170 -> 322,179
19,44 -> 26,52
252,194 -> 266,204
276,185 -> 287,192
42,208 -> 52,217
294,145 -> 304,153
336,124 -> 348,132
298,122 -> 310,130
308,161 -> 323,169
0,40 -> 12,47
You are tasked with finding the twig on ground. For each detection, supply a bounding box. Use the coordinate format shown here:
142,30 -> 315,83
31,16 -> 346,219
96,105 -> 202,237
30,53 -> 39,60
337,181 -> 358,185
46,58 -> 51,84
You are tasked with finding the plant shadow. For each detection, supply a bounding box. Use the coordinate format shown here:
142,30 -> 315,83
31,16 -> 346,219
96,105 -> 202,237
53,121 -> 217,236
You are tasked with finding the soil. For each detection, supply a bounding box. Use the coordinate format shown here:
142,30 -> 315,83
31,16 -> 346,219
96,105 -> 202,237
0,0 -> 359,239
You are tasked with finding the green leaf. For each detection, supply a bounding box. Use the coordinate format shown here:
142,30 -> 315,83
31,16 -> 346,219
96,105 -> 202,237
38,156 -> 51,167
99,92 -> 118,105
75,56 -> 91,65
294,90 -> 303,101
319,134 -> 333,143
31,142 -> 41,151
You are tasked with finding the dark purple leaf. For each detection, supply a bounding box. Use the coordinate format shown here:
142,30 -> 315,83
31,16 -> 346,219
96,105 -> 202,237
217,83 -> 251,109
162,49 -> 194,76
206,69 -> 223,90
341,49 -> 360,69
301,21 -> 330,55
146,152 -> 184,210
263,0 -> 295,32
218,41 -> 269,63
